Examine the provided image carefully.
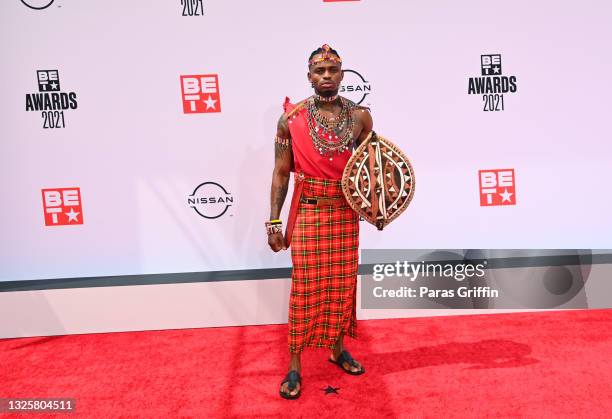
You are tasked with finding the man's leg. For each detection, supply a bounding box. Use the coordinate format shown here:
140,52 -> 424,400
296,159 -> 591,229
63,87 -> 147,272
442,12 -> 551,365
280,352 -> 302,396
331,331 -> 363,373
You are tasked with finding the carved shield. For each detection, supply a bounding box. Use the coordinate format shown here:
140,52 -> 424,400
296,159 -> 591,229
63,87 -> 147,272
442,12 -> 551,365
342,131 -> 415,230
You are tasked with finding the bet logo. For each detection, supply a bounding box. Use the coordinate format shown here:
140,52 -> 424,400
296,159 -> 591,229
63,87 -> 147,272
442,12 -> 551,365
41,187 -> 84,226
180,74 -> 221,114
479,169 -> 516,206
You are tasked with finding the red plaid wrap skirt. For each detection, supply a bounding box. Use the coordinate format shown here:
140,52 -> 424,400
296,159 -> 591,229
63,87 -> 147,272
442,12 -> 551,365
288,176 -> 360,353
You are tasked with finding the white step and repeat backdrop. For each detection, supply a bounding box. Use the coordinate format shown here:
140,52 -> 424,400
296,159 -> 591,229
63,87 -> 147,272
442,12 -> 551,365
2,0 -> 612,283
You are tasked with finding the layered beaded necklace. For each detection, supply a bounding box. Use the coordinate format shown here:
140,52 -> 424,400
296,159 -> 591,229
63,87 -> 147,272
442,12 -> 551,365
306,95 -> 355,160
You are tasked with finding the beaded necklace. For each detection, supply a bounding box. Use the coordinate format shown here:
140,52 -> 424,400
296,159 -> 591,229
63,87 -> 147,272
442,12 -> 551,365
306,96 -> 355,160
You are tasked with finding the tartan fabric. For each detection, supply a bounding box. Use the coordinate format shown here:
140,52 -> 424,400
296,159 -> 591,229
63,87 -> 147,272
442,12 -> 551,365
288,175 -> 360,353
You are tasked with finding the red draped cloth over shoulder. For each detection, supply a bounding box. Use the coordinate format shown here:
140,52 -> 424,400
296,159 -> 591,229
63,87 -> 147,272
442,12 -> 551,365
282,97 -> 359,354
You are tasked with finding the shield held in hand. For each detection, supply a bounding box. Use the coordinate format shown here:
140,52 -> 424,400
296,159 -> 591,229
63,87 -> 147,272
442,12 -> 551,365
341,131 -> 415,230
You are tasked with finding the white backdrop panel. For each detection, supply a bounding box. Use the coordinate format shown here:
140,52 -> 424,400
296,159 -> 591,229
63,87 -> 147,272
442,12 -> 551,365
1,1 -> 611,281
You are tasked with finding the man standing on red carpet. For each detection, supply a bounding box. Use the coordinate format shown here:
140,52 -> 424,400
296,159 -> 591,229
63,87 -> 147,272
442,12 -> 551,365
267,44 -> 373,399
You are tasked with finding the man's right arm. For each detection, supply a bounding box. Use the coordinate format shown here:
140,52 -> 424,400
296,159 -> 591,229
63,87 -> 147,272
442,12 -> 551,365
268,113 -> 293,252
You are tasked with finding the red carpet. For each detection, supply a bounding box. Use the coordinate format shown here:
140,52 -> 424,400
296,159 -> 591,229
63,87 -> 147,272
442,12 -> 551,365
1,309 -> 611,418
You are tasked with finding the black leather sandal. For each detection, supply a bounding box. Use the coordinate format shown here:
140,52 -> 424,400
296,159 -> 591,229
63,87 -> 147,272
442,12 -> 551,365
329,350 -> 365,375
279,370 -> 302,400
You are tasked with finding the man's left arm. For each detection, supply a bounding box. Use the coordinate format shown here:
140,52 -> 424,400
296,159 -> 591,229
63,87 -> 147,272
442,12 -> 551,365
354,107 -> 373,147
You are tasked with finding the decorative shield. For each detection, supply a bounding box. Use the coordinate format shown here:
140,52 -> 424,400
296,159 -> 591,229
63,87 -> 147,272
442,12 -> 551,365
341,131 -> 415,230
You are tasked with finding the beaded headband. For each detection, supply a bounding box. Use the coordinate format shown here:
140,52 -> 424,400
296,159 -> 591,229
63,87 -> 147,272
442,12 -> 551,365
308,44 -> 342,67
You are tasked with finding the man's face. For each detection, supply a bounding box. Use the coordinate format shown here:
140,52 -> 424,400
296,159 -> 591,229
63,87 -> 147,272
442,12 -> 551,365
308,59 -> 343,96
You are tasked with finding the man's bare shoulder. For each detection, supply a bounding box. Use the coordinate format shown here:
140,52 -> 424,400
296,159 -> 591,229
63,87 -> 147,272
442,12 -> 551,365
340,96 -> 371,120
353,104 -> 373,127
277,113 -> 290,137
278,97 -> 309,136
278,112 -> 288,124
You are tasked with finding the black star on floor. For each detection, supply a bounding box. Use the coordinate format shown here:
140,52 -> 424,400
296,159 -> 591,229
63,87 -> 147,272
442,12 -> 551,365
322,385 -> 340,395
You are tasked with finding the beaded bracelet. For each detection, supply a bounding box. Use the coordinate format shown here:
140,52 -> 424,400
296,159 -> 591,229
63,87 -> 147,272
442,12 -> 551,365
265,220 -> 283,235
274,136 -> 291,150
